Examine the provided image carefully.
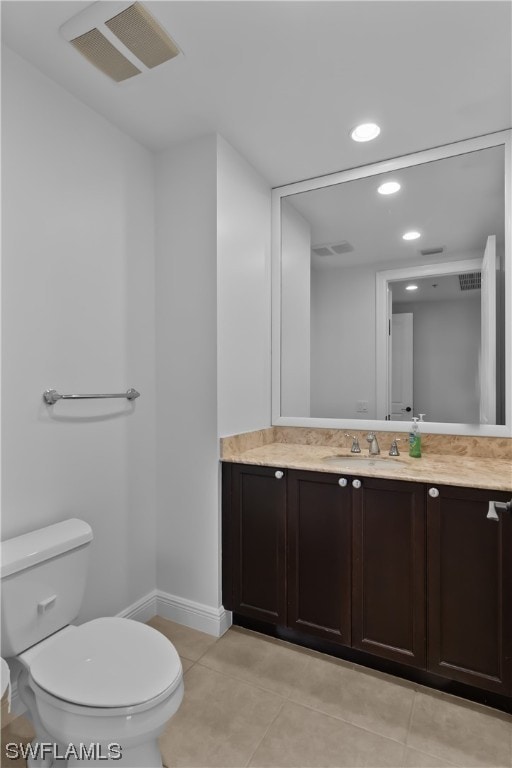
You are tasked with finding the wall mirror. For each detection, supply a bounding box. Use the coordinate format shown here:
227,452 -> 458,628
272,131 -> 511,435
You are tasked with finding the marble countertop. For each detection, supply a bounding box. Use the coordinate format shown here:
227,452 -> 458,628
222,442 -> 512,492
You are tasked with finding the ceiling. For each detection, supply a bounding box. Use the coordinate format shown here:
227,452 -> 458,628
1,1 -> 511,186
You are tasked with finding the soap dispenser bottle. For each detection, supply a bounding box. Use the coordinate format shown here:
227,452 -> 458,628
409,417 -> 422,458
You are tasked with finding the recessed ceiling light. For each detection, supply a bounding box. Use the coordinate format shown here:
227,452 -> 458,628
350,123 -> 381,142
406,284 -> 419,291
402,231 -> 421,241
378,181 -> 401,195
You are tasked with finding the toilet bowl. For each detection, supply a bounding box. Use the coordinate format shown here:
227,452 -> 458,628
1,520 -> 184,768
17,618 -> 184,768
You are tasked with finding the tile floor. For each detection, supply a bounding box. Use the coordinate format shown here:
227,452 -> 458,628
2,617 -> 511,768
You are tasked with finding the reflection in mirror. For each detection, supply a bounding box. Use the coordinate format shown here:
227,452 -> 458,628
388,264 -> 504,425
279,143 -> 506,427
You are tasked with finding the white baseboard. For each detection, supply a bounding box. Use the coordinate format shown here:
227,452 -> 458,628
116,590 -> 158,623
156,591 -> 232,637
117,589 -> 231,637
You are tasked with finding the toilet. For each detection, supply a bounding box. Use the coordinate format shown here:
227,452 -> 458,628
0,519 -> 184,768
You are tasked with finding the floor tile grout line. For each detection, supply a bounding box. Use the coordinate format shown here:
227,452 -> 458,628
161,638 -> 220,665
277,697 -> 412,750
193,659 -> 290,703
243,698 -> 287,768
401,692 -> 464,767
398,740 -> 408,768
194,656 -> 415,747
179,653 -> 201,663
181,659 -> 197,675
192,635 -> 223,664
404,689 -> 418,748
284,690 -> 412,745
402,746 -> 467,768
402,691 -> 510,768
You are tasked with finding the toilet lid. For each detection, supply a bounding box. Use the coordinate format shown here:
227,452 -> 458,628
29,617 -> 182,708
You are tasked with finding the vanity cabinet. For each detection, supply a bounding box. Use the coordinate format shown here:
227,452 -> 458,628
426,484 -> 512,695
222,462 -> 512,702
351,477 -> 426,668
224,463 -> 287,625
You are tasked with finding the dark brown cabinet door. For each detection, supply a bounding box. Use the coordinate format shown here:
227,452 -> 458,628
287,470 -> 352,644
427,485 -> 512,695
229,464 -> 287,625
352,477 -> 426,668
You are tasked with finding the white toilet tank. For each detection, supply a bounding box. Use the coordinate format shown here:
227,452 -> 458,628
1,519 -> 93,658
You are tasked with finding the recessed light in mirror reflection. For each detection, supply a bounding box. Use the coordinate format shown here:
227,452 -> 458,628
402,231 -> 421,240
350,123 -> 380,142
378,181 -> 401,195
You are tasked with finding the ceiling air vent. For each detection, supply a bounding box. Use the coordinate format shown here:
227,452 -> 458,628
419,246 -> 444,256
71,28 -> 141,82
105,4 -> 180,69
60,2 -> 180,83
458,272 -> 481,291
312,241 -> 354,257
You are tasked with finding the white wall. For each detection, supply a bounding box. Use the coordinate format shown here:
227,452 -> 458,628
281,201 -> 311,417
1,48 -> 157,621
154,135 -> 220,610
310,265 -> 376,418
395,298 -> 481,423
217,135 -> 272,436
155,134 -> 272,615
2,50 -> 273,627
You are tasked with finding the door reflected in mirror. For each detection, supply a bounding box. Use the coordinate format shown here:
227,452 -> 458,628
279,141 -> 507,427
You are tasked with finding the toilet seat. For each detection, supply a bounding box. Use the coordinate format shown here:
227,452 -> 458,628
26,617 -> 182,708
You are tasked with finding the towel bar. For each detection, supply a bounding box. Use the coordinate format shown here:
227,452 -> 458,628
43,388 -> 140,405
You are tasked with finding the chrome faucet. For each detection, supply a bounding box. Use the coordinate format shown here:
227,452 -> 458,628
345,434 -> 361,453
366,432 -> 380,455
389,438 -> 401,456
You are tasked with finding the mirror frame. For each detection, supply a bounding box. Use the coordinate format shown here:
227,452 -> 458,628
271,130 -> 511,436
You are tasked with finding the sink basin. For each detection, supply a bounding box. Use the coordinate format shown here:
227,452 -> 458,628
322,455 -> 408,469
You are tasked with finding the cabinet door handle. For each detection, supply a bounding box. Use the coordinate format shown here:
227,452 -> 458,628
275,470 -> 284,480
352,479 -> 362,489
338,478 -> 348,487
488,499 -> 512,520
428,487 -> 439,498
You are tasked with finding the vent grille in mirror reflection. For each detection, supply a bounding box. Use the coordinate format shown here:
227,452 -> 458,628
458,271 -> 481,291
312,241 -> 354,257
